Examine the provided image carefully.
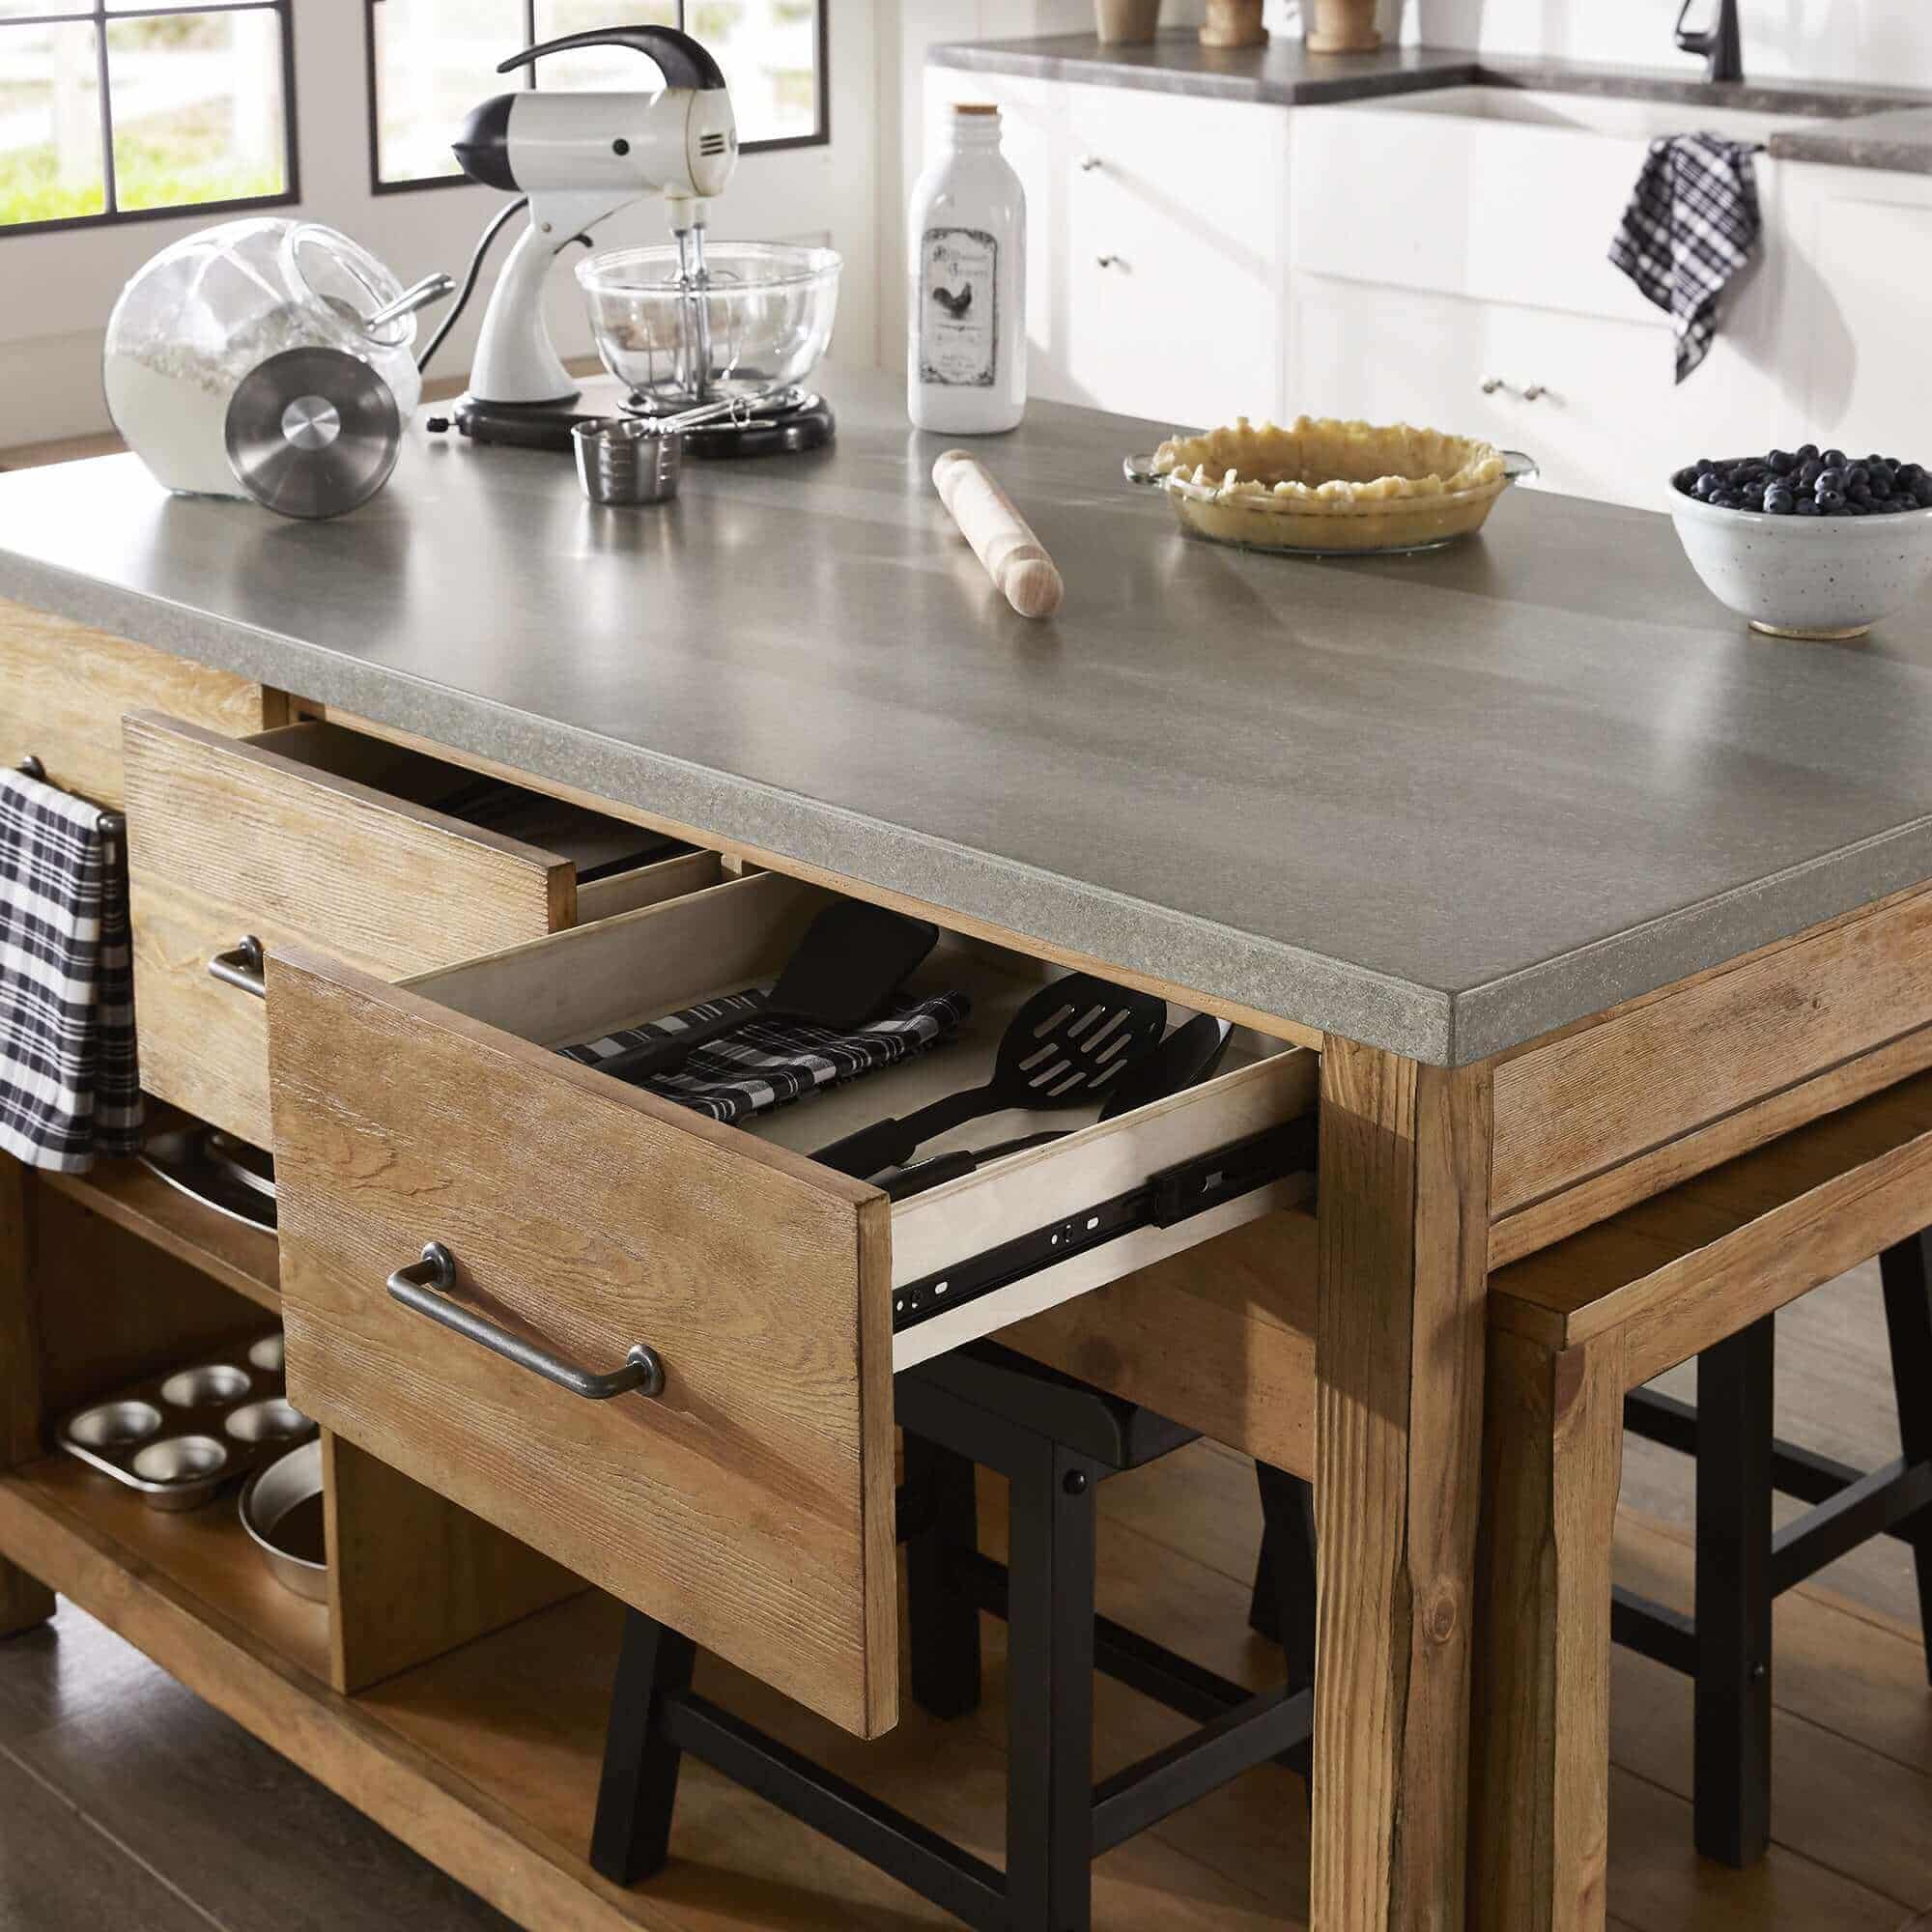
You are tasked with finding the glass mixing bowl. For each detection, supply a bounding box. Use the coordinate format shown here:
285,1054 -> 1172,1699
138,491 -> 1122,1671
576,242 -> 841,412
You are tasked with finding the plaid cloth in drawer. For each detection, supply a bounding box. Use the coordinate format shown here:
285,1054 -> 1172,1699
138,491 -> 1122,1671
0,768 -> 141,1172
559,988 -> 971,1125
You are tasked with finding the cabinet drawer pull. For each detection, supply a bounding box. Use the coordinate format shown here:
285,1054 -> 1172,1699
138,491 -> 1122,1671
208,935 -> 267,999
1096,252 -> 1122,269
385,1242 -> 667,1401
1480,376 -> 1507,395
1078,154 -> 1102,172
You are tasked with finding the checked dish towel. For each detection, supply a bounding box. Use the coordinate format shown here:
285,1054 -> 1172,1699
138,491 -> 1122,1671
1610,132 -> 1764,383
560,988 -> 972,1125
0,767 -> 141,1172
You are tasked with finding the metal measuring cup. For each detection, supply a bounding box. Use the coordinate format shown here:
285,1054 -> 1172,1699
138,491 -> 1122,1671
570,394 -> 760,506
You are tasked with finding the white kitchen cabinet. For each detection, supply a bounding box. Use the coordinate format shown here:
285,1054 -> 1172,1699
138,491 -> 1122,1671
1782,167 -> 1932,458
924,60 -> 1904,509
922,69 -> 1288,429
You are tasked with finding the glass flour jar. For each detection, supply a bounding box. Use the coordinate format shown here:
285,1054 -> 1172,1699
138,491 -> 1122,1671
103,218 -> 424,498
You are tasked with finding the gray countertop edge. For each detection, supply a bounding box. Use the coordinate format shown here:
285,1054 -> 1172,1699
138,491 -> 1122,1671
5,549 -> 1459,1060
1446,821 -> 1932,1065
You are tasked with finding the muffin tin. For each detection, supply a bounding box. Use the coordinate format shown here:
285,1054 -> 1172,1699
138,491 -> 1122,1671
58,1332 -> 314,1511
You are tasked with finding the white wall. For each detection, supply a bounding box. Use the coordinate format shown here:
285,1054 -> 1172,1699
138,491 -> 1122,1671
0,0 -> 880,445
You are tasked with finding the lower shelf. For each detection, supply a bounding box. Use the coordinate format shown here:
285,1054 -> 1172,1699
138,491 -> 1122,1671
0,1456 -> 1301,1931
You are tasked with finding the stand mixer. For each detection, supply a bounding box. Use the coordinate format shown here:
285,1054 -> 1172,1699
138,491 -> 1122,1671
440,23 -> 838,458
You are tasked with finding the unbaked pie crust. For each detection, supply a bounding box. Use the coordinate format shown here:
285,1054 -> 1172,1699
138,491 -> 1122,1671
1148,416 -> 1515,553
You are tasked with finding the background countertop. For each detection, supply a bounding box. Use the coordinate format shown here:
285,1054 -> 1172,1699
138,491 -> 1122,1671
4,367 -> 1932,1065
927,32 -> 1932,170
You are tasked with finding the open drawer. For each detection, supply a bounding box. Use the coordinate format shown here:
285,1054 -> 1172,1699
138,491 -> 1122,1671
122,709 -> 719,1149
267,871 -> 1317,1738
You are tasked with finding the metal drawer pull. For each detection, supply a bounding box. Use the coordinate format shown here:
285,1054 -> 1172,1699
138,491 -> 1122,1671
385,1243 -> 666,1401
208,935 -> 267,999
1096,252 -> 1122,269
1078,154 -> 1102,171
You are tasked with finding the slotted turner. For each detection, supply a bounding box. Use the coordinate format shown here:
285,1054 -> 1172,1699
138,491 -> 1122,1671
810,974 -> 1167,1180
883,1013 -> 1233,1200
595,899 -> 939,1085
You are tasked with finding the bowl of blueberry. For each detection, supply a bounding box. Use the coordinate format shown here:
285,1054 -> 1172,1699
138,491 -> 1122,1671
1671,445 -> 1932,639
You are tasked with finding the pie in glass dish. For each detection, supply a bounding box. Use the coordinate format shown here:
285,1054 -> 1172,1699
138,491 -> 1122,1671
1128,416 -> 1533,554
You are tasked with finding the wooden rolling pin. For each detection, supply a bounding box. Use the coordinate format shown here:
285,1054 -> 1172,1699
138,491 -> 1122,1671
932,449 -> 1065,620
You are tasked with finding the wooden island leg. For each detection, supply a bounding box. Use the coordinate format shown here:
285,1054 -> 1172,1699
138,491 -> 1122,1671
1313,1042 -> 1492,1932
1,1155 -> 56,1637
1469,1327 -> 1625,1932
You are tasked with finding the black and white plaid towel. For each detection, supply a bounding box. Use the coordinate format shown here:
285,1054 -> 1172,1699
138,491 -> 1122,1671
559,988 -> 971,1125
0,769 -> 141,1172
1610,133 -> 1763,383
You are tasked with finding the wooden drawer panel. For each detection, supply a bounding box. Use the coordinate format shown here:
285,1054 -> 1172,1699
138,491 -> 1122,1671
124,711 -> 717,1146
0,596 -> 277,809
267,872 -> 1317,1736
1491,885 -> 1932,1261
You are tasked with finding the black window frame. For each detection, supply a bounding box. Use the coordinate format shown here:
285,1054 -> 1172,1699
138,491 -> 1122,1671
0,0 -> 299,240
364,0 -> 831,197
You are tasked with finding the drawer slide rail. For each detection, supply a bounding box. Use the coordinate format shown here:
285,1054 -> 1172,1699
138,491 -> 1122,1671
891,1113 -> 1318,1334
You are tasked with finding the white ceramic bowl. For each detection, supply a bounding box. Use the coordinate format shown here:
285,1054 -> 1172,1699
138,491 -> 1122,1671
1671,482 -> 1932,639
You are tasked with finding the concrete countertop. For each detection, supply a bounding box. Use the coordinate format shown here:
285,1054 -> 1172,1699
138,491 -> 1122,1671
929,31 -> 1930,169
5,366 -> 1932,1065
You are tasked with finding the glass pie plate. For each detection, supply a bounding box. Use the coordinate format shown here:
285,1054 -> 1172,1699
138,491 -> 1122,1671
1124,419 -> 1537,557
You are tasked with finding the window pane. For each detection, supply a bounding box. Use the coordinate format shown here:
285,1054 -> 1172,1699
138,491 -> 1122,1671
372,0 -> 522,185
529,1 -> 677,92
0,21 -> 104,229
0,3 -> 88,16
689,0 -> 820,146
105,9 -> 287,214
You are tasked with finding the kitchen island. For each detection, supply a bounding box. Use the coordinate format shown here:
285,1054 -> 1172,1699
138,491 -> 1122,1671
3,366 -> 1932,1932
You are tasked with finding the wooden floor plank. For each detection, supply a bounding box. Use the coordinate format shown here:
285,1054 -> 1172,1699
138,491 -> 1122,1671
0,1735 -> 229,1932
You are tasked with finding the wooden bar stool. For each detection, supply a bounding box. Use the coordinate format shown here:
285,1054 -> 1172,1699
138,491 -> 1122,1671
1613,1225 -> 1932,1866
590,1340 -> 1317,1931
1471,1069 -> 1932,1932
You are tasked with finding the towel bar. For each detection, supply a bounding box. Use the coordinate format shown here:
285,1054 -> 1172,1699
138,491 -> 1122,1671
15,754 -> 125,843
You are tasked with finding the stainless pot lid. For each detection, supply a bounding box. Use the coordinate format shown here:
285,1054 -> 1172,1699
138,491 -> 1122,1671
225,346 -> 402,521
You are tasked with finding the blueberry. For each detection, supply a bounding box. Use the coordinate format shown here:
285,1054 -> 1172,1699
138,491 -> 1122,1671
1849,481 -> 1874,505
1763,490 -> 1796,515
1917,476 -> 1932,506
1823,447 -> 1848,469
1711,491 -> 1743,509
1797,442 -> 1820,463
1849,501 -> 1872,516
1846,463 -> 1870,488
1815,467 -> 1846,495
1871,472 -> 1894,499
1815,487 -> 1846,510
1899,463 -> 1924,489
1799,459 -> 1824,489
1768,448 -> 1797,474
1795,497 -> 1821,516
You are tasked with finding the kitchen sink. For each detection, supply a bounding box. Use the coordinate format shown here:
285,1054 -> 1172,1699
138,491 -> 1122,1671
1355,84 -> 1832,149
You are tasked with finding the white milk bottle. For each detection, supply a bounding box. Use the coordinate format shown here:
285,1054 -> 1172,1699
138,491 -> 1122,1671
907,103 -> 1027,435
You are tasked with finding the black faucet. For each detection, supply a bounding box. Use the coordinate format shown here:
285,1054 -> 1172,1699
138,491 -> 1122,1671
1676,0 -> 1743,83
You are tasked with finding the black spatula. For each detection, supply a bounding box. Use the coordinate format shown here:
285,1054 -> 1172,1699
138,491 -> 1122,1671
810,974 -> 1167,1180
883,1013 -> 1234,1200
595,899 -> 939,1085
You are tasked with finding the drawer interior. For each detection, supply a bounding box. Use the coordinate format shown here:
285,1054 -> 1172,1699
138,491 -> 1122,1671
406,871 -> 1319,1368
249,721 -> 698,897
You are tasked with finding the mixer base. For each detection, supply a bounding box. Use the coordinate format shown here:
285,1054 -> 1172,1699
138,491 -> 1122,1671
623,389 -> 836,458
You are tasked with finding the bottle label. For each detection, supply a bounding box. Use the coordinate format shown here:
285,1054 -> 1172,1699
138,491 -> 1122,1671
919,227 -> 998,388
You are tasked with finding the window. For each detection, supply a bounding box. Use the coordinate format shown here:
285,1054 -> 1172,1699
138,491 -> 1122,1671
366,0 -> 826,194
0,2 -> 296,235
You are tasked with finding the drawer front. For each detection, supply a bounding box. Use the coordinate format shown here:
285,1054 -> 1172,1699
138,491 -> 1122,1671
125,711 -> 571,1146
0,597 -> 277,809
267,946 -> 897,1739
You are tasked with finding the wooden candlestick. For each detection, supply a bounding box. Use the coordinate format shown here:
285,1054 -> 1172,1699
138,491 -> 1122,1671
1200,0 -> 1267,49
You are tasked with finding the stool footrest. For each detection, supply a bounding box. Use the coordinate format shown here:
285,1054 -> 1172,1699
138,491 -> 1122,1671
1092,1686 -> 1313,1855
662,1690 -> 1009,1932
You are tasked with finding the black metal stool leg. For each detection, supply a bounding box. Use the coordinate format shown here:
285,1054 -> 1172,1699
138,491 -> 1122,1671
591,1609 -> 697,1886
905,1433 -> 984,1720
1254,1462 -> 1317,1782
1694,1317 -> 1776,1868
1879,1230 -> 1932,1675
1005,1439 -> 1098,1932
